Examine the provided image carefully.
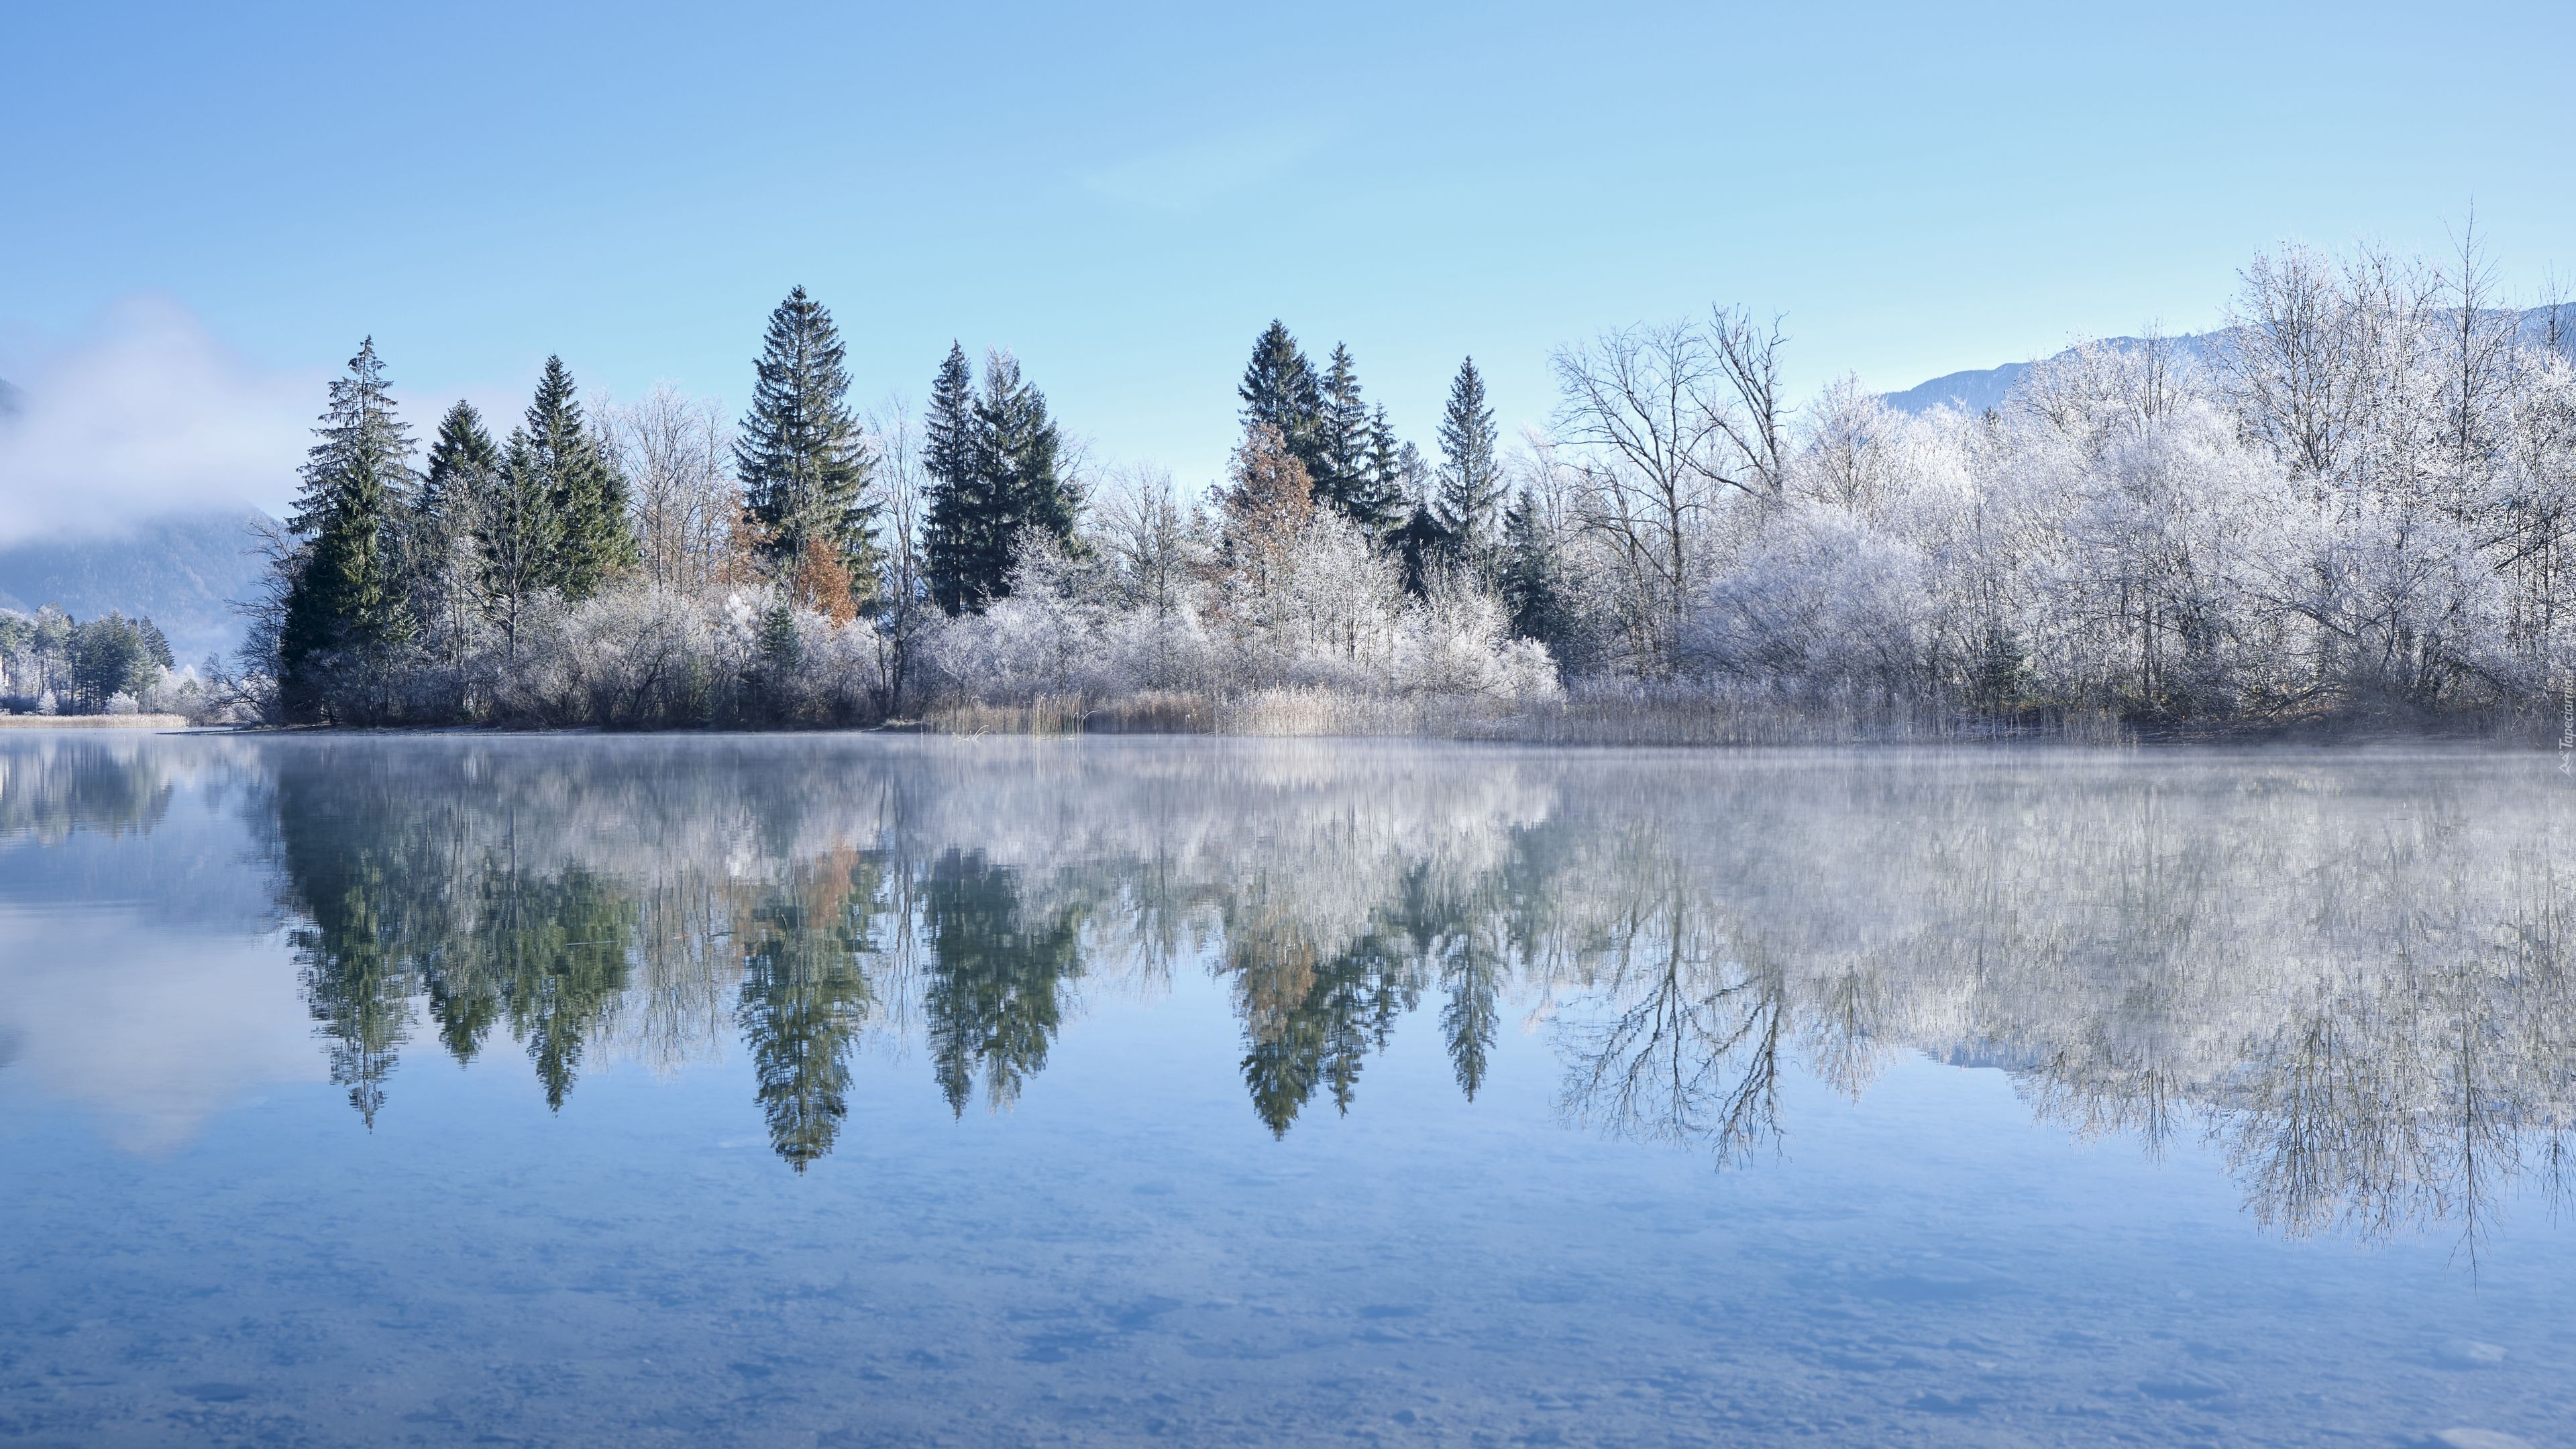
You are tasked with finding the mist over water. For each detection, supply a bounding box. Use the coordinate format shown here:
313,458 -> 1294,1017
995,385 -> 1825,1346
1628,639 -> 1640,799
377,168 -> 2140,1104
2,733 -> 2571,1446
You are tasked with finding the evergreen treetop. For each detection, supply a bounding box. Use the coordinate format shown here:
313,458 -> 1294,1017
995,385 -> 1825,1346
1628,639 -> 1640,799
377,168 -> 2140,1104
1312,343 -> 1399,535
1239,321 -> 1322,463
923,341 -> 995,614
925,347 -> 1077,614
977,350 -> 1077,547
419,400 -> 499,531
521,357 -> 635,600
1433,356 -> 1504,560
1499,487 -> 1578,663
277,338 -> 417,717
736,286 -> 877,610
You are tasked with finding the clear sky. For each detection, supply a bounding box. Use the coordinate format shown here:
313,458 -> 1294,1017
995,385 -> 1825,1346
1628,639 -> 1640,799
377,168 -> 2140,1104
2,0 -> 2572,528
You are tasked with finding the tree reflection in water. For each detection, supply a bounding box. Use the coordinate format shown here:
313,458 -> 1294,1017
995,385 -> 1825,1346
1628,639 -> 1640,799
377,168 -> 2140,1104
178,737 -> 2576,1247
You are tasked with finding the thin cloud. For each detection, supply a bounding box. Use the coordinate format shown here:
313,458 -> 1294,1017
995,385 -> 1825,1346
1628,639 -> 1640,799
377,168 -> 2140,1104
1078,124 -> 1336,214
0,297 -> 315,543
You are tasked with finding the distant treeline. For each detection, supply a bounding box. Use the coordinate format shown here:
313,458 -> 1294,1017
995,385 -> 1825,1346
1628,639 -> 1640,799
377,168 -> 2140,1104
249,225 -> 2576,735
0,607 -> 179,716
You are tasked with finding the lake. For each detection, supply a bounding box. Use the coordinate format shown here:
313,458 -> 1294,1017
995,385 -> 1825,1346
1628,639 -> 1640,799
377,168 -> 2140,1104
1,732 -> 2569,1447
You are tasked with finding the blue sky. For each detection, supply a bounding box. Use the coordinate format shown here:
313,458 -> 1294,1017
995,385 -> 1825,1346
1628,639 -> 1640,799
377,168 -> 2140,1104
3,0 -> 2573,523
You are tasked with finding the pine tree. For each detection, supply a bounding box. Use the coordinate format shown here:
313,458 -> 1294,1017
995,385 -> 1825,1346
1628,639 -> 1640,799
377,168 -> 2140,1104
924,347 -> 1076,612
1366,414 -> 1450,596
735,286 -> 878,612
419,401 -> 499,533
277,338 -> 416,720
1362,405 -> 1408,519
922,342 -> 994,614
977,350 -> 1077,553
520,358 -> 635,600
1391,501 -> 1454,599
1433,358 -> 1504,572
1499,488 -> 1578,662
411,402 -> 500,663
480,428 -> 564,660
1311,343 -> 1398,535
1239,321 -> 1324,476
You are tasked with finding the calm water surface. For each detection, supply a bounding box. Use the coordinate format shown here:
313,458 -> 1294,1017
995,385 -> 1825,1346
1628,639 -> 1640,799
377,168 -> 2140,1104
1,733 -> 2570,1447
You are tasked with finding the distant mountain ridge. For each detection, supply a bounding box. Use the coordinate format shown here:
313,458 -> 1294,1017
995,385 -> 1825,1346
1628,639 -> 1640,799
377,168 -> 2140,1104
1881,303 -> 2573,417
0,508 -> 272,666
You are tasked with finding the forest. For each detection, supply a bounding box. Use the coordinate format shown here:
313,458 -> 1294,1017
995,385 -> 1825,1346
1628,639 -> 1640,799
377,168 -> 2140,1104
0,608 -> 177,716
155,229 -> 2576,735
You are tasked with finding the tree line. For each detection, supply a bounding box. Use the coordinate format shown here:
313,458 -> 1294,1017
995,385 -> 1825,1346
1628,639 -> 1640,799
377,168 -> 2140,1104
0,607 -> 175,715
254,282 -> 1546,727
252,223 -> 2576,733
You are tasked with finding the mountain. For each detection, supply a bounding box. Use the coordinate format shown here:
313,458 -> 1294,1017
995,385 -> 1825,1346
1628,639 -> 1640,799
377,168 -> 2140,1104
0,376 -> 22,419
1880,362 -> 2031,417
0,508 -> 273,666
1883,303 -> 2573,417
1882,333 -> 2222,416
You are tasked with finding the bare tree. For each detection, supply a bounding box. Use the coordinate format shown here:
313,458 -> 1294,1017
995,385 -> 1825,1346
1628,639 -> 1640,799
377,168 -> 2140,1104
864,396 -> 930,714
1093,462 -> 1203,625
1708,304 -> 1792,508
603,385 -> 738,595
1548,323 -> 1732,672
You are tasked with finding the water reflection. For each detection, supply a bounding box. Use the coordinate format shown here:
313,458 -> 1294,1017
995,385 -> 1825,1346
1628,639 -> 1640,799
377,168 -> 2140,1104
7,733 -> 2573,1249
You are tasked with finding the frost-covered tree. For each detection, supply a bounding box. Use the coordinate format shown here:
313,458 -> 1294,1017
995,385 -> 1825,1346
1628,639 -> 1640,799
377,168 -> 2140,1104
607,386 -> 739,596
1433,357 -> 1505,574
276,338 -> 417,720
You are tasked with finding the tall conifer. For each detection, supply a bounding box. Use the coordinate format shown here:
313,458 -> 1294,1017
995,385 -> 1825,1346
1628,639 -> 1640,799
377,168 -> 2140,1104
480,428 -> 563,659
521,358 -> 634,599
1499,488 -> 1578,661
1239,321 -> 1324,475
278,338 -> 416,719
924,347 -> 1076,612
736,287 -> 878,610
1312,343 -> 1397,535
977,351 -> 1077,553
922,342 -> 992,614
1433,357 -> 1504,569
419,402 -> 499,533
410,400 -> 502,667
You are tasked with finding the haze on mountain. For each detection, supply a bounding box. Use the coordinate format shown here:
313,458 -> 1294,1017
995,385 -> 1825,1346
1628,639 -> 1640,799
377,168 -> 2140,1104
0,507 -> 269,665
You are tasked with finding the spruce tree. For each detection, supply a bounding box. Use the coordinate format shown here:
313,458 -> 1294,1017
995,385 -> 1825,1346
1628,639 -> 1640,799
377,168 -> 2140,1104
924,347 -> 1076,612
277,338 -> 416,719
1363,405 -> 1408,520
1311,343 -> 1398,535
735,286 -> 878,611
520,358 -> 634,600
419,401 -> 499,533
479,428 -> 564,659
1433,357 -> 1504,572
409,400 -> 502,669
1238,321 -> 1324,475
922,342 -> 994,614
977,350 -> 1077,554
1499,488 -> 1578,663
